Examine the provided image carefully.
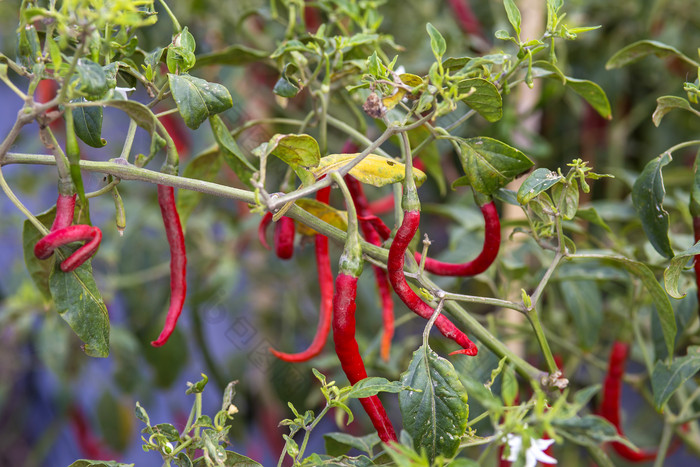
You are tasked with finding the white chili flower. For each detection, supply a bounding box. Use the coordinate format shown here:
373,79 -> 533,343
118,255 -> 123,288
504,434 -> 557,467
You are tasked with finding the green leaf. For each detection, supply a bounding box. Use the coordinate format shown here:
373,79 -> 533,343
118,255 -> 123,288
576,206 -> 612,233
142,46 -> 164,81
457,78 -> 503,122
169,73 -> 233,130
399,345 -> 469,462
516,168 -> 563,204
652,96 -> 698,127
222,451 -> 263,466
49,257 -> 110,358
552,415 -> 623,444
194,44 -> 269,68
631,153 -> 674,259
458,137 -> 534,196
426,23 -> 446,59
323,432 -> 379,457
558,280 -> 602,350
73,100 -> 106,148
75,59 -> 109,100
503,0 -> 522,37
664,241 -> 700,298
565,78 -> 612,120
104,100 -> 156,134
134,402 -> 150,426
166,27 -> 196,74
209,115 -> 256,187
346,377 -> 404,399
176,150 -> 223,227
651,346 -> 700,410
606,40 -> 694,69
22,210 -> 55,300
266,134 -> 321,168
273,77 -> 300,98
552,180 -> 579,220
67,461 -> 134,467
577,253 -> 676,357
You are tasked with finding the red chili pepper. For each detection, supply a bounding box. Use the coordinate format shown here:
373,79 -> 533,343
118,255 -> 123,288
151,185 -> 187,347
333,273 -> 398,443
388,209 -> 478,356
69,405 -> 118,460
258,212 -> 273,250
447,0 -> 485,39
332,172 -> 397,443
270,187 -> 333,362
368,194 -> 395,215
51,193 -> 77,232
274,216 -> 296,260
34,224 -> 102,272
358,214 -> 392,241
415,199 -> 501,276
345,175 -> 395,362
599,341 -> 658,462
158,112 -> 191,158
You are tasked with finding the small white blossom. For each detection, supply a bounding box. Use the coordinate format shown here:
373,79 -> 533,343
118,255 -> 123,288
504,434 -> 557,467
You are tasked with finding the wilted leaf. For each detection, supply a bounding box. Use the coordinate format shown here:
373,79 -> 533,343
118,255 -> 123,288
312,153 -> 426,187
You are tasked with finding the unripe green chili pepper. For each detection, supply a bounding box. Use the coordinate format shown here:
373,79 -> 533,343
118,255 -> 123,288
112,186 -> 126,235
331,172 -> 397,443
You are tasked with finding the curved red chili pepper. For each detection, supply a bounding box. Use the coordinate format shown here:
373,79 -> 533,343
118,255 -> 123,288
274,216 -> 296,260
415,200 -> 501,276
51,193 -> 77,232
599,341 -> 658,462
388,210 -> 478,356
151,185 -> 187,347
270,187 -> 333,362
258,212 -> 273,250
345,175 -> 395,362
69,405 -> 118,460
333,272 -> 398,443
34,224 -> 102,272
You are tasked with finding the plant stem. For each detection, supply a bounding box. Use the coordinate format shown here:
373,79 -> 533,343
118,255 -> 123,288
653,421 -> 674,467
85,178 -> 120,198
157,0 -> 182,32
528,251 -> 564,311
119,119 -> 138,162
526,306 -> 559,375
440,291 -> 524,311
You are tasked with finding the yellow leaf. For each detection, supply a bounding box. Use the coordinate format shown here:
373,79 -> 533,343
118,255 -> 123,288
310,153 -> 427,187
295,199 -> 348,236
381,73 -> 425,110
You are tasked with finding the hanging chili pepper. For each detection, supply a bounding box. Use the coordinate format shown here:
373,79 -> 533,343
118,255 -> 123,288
259,212 -> 296,259
274,216 -> 296,260
270,186 -> 333,362
368,193 -> 395,215
415,195 -> 501,277
599,341 -> 658,462
345,174 -> 394,362
447,0 -> 486,40
388,136 -> 478,356
34,224 -> 102,272
51,193 -> 77,232
151,184 -> 187,347
332,172 -> 397,443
